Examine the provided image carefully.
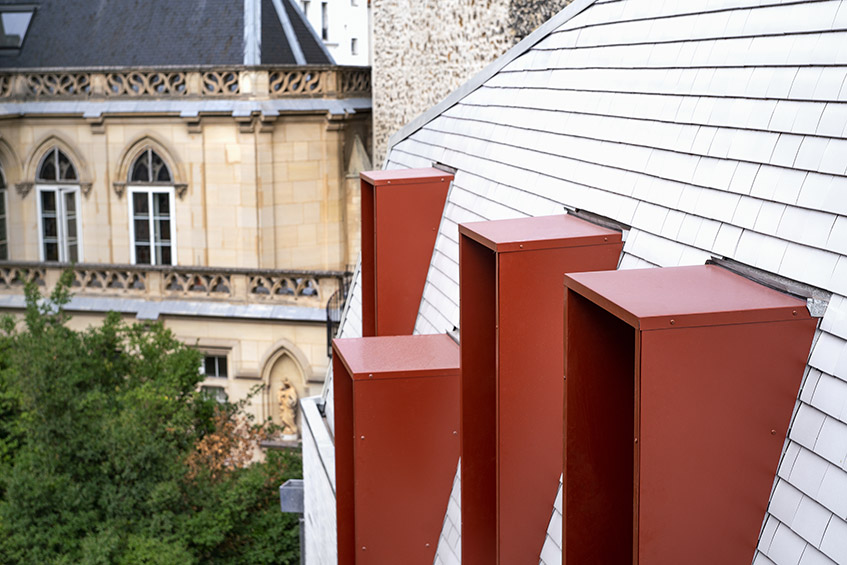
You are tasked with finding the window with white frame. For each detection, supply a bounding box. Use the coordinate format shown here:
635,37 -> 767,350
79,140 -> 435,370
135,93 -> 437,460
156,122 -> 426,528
351,37 -> 358,56
0,163 -> 7,260
321,2 -> 328,40
36,148 -> 81,263
128,149 -> 175,266
200,385 -> 228,404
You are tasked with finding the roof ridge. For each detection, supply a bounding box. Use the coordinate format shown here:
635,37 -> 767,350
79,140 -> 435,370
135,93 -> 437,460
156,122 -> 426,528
384,0 -> 599,164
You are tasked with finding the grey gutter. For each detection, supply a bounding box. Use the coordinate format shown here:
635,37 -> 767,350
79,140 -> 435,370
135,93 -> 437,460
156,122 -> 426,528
0,294 -> 327,323
384,0 -> 598,163
0,97 -> 372,118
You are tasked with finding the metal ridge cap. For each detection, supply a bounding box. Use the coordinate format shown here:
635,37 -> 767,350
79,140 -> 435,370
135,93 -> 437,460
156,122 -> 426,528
383,0 -> 599,166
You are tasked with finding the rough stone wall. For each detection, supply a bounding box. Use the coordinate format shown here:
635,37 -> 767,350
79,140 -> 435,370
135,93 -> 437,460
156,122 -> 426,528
372,0 -> 570,166
510,0 -> 571,40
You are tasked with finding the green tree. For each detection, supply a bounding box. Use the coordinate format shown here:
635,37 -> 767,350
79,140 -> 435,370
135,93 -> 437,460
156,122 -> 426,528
0,274 -> 301,564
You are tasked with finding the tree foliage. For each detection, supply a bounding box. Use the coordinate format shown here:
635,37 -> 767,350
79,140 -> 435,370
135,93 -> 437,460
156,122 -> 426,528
0,274 -> 301,564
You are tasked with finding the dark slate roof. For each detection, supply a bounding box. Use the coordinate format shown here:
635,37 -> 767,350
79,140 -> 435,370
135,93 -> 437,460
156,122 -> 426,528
261,0 -> 296,65
0,0 -> 330,69
281,0 -> 331,65
260,0 -> 332,65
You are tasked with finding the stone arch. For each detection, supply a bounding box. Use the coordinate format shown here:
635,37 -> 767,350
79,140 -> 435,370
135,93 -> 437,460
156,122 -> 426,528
0,138 -> 22,186
24,134 -> 90,187
115,135 -> 187,198
260,339 -> 311,435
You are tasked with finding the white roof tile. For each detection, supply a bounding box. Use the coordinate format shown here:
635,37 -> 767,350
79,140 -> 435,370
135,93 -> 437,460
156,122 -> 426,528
791,405 -> 827,451
789,447 -> 830,499
372,2 -> 847,564
768,522 -> 807,565
810,372 -> 847,422
754,552 -> 778,565
820,294 -> 847,342
818,464 -> 847,519
814,416 -> 847,468
799,545 -> 838,565
820,517 -> 847,563
761,516 -> 781,554
769,479 -> 804,526
794,494 -> 835,547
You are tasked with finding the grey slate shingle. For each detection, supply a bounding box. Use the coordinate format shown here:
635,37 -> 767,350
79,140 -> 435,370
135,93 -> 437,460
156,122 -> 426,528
0,0 -> 331,69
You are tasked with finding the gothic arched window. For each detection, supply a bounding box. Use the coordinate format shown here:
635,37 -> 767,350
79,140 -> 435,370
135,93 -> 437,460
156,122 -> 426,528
37,147 -> 77,182
130,148 -> 171,183
36,148 -> 81,262
128,149 -> 175,266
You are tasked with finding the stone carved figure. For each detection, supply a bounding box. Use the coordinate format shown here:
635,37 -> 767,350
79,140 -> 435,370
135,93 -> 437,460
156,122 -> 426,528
278,378 -> 299,437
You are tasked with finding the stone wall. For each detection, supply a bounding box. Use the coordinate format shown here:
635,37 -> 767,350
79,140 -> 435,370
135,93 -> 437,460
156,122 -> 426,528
372,0 -> 570,166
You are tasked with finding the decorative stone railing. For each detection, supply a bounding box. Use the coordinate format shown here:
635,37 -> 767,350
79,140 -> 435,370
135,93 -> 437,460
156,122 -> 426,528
0,262 -> 349,308
0,66 -> 370,100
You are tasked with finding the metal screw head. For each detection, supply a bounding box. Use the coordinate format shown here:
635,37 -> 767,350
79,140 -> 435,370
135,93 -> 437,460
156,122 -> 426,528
771,430 -> 776,435
519,244 -> 524,249
362,546 -> 366,551
368,373 -> 374,379
425,543 -> 430,548
360,435 -> 365,440
669,319 -> 675,325
792,310 -> 797,316
453,430 -> 457,435
604,236 -> 608,242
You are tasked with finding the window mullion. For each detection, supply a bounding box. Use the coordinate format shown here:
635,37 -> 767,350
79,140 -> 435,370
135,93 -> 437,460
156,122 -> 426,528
57,188 -> 67,262
148,191 -> 156,266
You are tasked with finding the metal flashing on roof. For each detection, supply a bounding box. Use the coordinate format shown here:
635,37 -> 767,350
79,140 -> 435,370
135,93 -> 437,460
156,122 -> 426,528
243,0 -> 261,65
708,257 -> 831,318
432,162 -> 458,175
563,205 -> 631,238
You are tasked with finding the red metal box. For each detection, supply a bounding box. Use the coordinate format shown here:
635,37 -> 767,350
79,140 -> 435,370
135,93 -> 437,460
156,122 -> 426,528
360,168 -> 452,337
459,214 -> 623,565
562,265 -> 817,564
333,333 -> 460,564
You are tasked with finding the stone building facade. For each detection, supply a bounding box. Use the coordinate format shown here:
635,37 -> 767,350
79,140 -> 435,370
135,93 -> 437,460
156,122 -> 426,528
371,0 -> 569,166
0,0 -> 372,430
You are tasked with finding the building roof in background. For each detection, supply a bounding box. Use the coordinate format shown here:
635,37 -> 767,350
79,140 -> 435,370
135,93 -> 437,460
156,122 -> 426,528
261,0 -> 332,65
0,0 -> 331,69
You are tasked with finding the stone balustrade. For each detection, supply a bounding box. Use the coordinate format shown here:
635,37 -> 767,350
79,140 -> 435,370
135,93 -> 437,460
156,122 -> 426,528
0,262 -> 350,308
0,66 -> 370,99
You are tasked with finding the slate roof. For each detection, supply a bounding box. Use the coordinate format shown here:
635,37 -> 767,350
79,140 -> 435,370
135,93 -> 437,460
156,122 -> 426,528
0,0 -> 330,69
362,0 -> 847,563
260,0 -> 332,65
